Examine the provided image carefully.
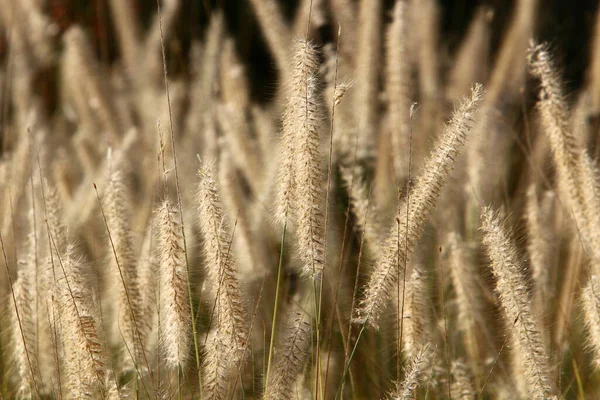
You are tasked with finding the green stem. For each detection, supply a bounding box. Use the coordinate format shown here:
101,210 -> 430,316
335,321 -> 367,400
264,220 -> 287,392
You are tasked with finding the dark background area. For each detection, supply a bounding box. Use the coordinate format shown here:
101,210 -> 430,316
10,0 -> 600,103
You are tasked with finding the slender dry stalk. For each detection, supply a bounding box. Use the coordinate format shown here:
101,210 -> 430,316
155,200 -> 191,370
263,310 -> 312,400
143,0 -> 181,86
329,0 -> 356,62
480,207 -> 558,400
355,84 -> 483,328
294,0 -> 326,37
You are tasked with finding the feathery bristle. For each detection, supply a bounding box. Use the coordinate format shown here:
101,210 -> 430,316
402,263 -> 429,358
263,310 -> 312,400
582,275 -> 600,370
480,207 -> 557,399
9,247 -> 42,398
355,84 -> 483,328
294,72 -> 326,278
274,39 -> 321,225
197,162 -> 247,378
57,243 -> 107,398
387,343 -> 434,400
155,200 -> 191,370
527,42 -> 590,238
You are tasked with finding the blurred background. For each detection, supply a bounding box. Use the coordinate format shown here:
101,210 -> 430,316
3,0 -> 599,111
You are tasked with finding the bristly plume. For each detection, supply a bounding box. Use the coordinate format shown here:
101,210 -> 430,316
294,71 -> 326,278
43,180 -> 67,259
386,343 -> 434,400
136,224 -> 159,355
274,39 -> 320,224
197,161 -> 248,393
9,237 -> 42,399
355,84 -> 484,328
582,275 -> 600,371
263,310 -> 312,400
203,330 -> 234,400
527,42 -> 590,244
274,39 -> 326,278
480,207 -> 557,399
57,243 -> 108,398
402,262 -> 429,358
155,200 -> 191,370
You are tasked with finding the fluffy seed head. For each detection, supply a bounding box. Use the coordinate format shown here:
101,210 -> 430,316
155,200 -> 191,370
355,84 -> 484,328
480,207 -> 557,399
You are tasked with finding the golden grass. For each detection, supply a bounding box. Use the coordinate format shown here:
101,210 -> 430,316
2,1 -> 600,399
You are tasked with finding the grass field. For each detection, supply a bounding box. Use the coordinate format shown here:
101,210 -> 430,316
1,0 -> 600,398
